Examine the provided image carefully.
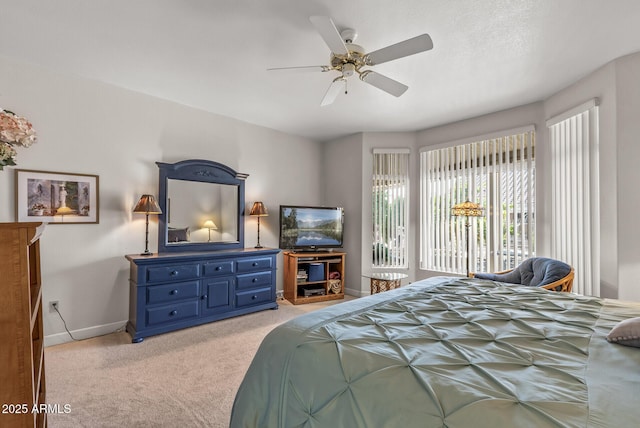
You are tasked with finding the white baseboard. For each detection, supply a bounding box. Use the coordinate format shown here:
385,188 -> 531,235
344,288 -> 369,298
45,320 -> 128,347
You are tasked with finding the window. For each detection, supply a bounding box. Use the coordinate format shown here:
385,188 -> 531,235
372,149 -> 409,268
420,128 -> 536,274
547,100 -> 599,296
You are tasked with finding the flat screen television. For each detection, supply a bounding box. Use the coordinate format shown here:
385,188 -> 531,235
279,205 -> 344,250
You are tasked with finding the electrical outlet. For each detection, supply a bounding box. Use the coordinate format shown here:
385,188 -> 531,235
276,290 -> 284,300
49,301 -> 59,312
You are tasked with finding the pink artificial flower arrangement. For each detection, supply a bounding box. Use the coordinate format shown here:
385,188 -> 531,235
0,109 -> 38,170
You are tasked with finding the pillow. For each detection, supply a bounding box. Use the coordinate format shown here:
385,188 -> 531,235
168,227 -> 190,242
607,317 -> 640,348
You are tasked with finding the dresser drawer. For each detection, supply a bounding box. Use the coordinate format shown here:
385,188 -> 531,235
127,248 -> 280,342
236,271 -> 272,290
237,257 -> 273,273
146,300 -> 200,326
146,264 -> 199,283
236,287 -> 273,308
147,281 -> 200,305
203,260 -> 234,277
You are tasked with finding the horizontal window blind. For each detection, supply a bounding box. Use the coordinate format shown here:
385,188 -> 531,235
548,100 -> 600,296
372,150 -> 409,268
420,130 -> 536,274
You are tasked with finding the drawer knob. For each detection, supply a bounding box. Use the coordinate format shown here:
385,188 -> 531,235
170,289 -> 178,295
170,310 -> 178,316
170,270 -> 179,276
216,266 -> 222,271
252,278 -> 258,283
201,294 -> 208,300
252,262 -> 258,266
252,295 -> 257,300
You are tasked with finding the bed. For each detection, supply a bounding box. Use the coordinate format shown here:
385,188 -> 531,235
230,277 -> 640,427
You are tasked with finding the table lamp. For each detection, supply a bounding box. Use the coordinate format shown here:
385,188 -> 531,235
249,201 -> 268,248
133,194 -> 162,256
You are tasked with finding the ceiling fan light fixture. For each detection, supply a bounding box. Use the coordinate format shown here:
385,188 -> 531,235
342,63 -> 356,77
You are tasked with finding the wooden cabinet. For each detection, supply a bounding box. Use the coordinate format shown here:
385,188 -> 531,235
0,222 -> 47,428
283,251 -> 345,305
126,248 -> 279,342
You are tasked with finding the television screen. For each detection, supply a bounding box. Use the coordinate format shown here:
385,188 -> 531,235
279,205 -> 344,250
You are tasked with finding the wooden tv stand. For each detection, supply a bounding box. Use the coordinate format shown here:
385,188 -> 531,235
283,251 -> 345,305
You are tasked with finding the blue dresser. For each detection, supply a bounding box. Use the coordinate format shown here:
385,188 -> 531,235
126,248 -> 279,342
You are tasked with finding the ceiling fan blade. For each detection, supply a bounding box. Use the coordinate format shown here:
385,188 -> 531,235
360,71 -> 408,97
365,34 -> 433,65
309,16 -> 349,55
267,65 -> 332,73
321,78 -> 346,106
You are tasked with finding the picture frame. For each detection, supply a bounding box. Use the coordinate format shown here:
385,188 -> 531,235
15,169 -> 99,224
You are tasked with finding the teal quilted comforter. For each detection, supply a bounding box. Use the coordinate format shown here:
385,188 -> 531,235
230,277 -> 640,427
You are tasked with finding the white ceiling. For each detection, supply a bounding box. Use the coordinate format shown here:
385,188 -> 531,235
2,0 -> 640,142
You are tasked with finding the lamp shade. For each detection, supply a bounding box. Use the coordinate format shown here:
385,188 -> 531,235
133,194 -> 162,214
451,200 -> 483,217
203,220 -> 218,229
249,201 -> 268,216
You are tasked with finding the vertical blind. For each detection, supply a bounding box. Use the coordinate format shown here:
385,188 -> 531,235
420,128 -> 536,274
547,100 -> 600,296
372,149 -> 410,268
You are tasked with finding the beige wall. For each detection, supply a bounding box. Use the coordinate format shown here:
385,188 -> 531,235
612,53 -> 640,301
336,52 -> 640,301
0,56 -> 324,345
4,49 -> 640,345
322,133 -> 364,296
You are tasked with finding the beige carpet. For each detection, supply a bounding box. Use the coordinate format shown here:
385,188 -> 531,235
45,297 -> 352,427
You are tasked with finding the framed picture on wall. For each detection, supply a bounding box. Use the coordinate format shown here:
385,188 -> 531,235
15,169 -> 99,224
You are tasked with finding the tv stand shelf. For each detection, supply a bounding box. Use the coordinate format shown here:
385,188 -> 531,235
283,251 -> 345,305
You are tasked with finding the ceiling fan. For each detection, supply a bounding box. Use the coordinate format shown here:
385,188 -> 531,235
268,16 -> 434,106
